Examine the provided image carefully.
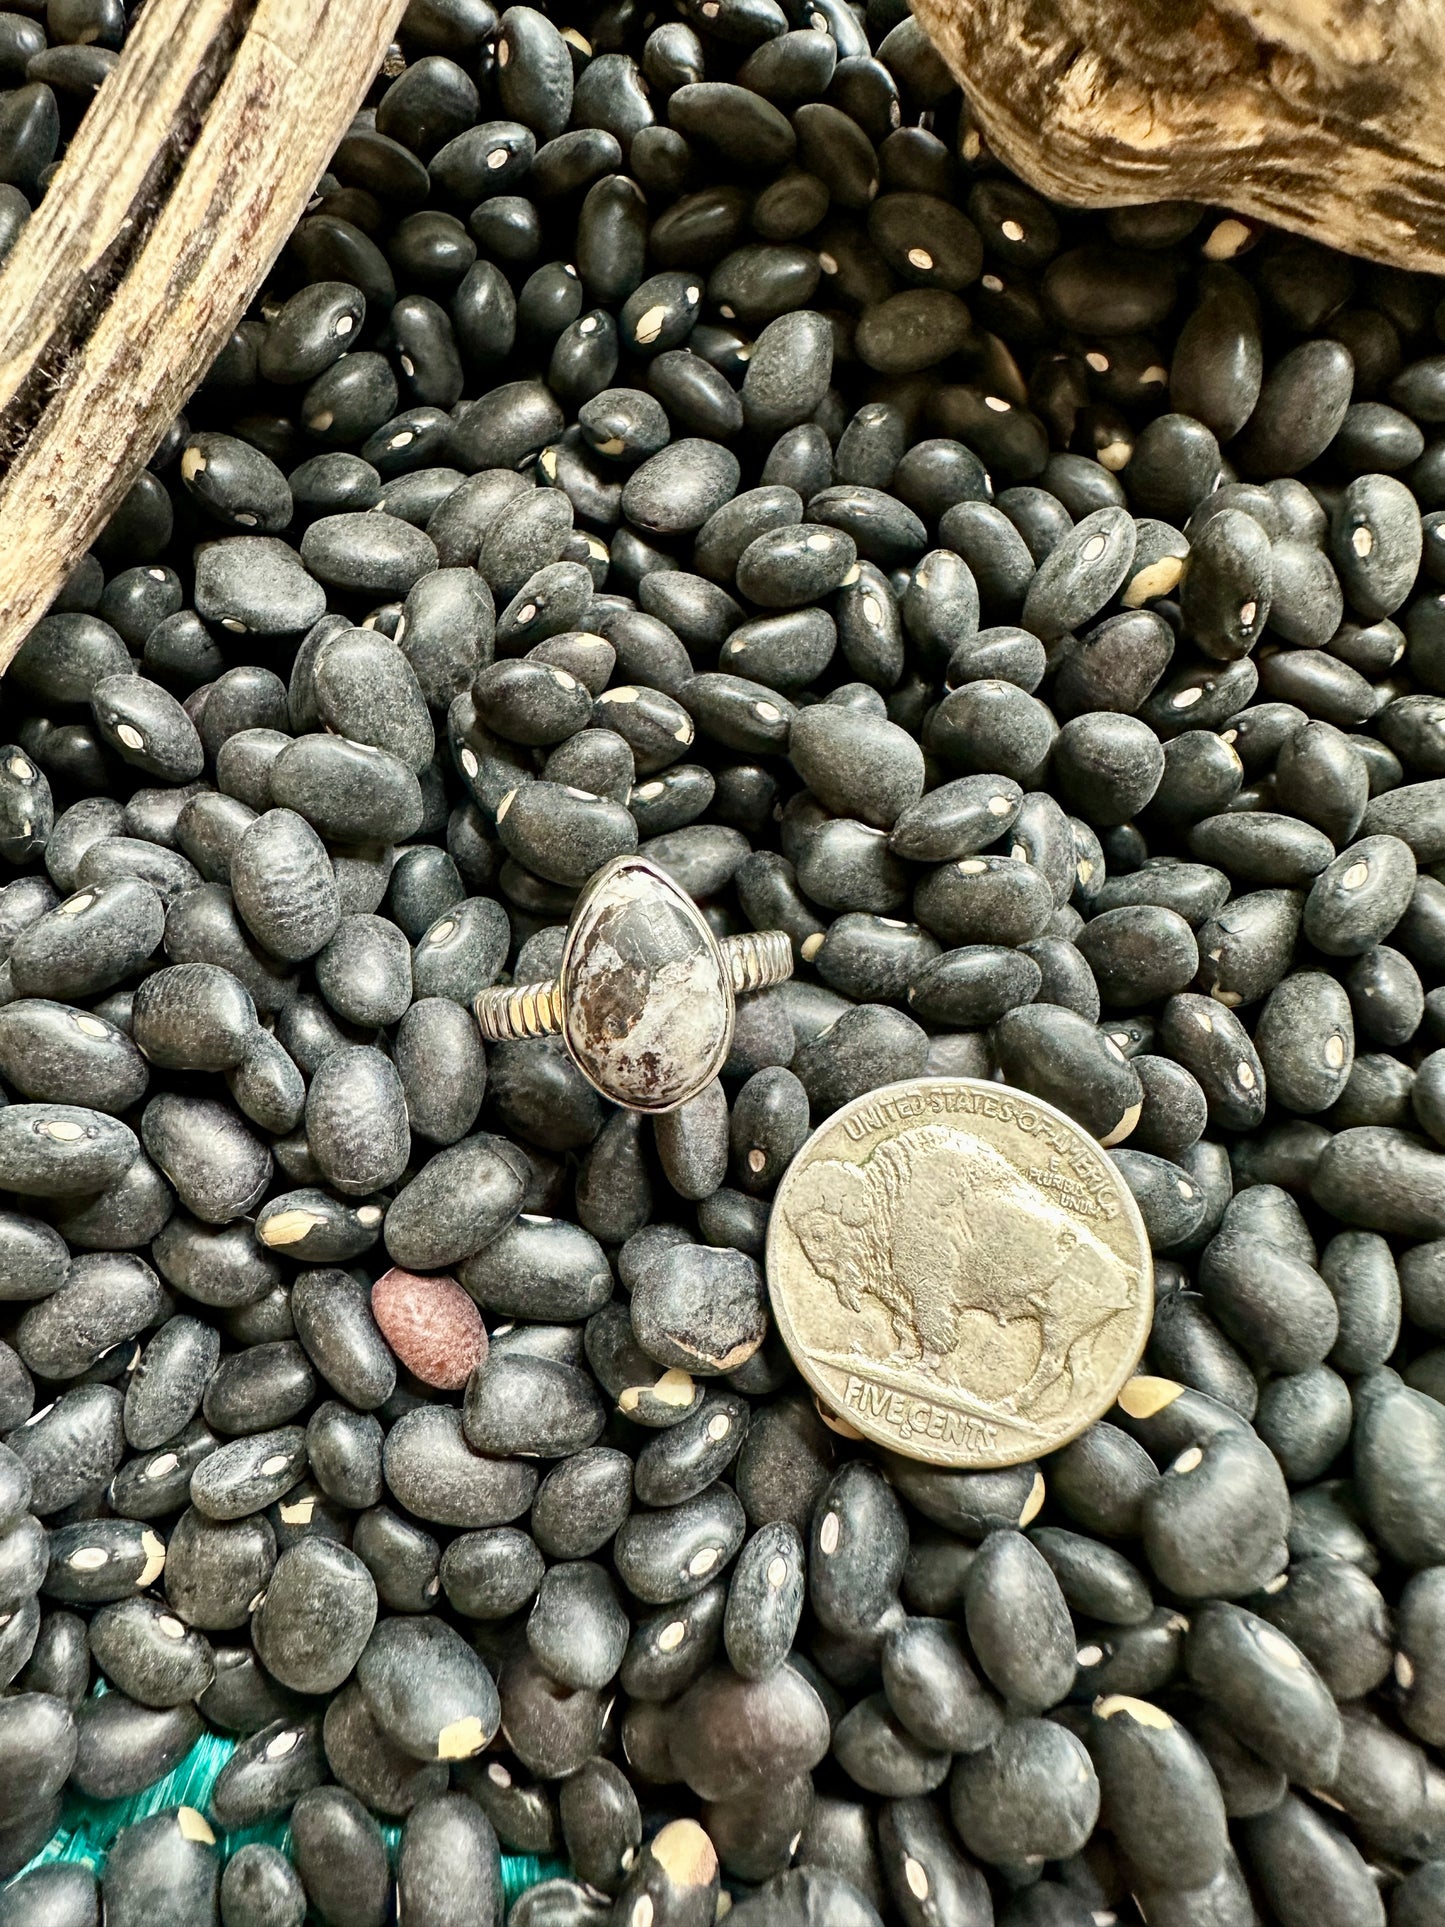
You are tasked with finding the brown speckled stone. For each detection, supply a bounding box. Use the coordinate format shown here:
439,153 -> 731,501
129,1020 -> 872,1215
561,857 -> 732,1112
371,1268 -> 487,1390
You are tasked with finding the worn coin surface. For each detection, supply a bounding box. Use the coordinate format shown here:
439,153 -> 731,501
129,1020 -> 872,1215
766,1076 -> 1154,1468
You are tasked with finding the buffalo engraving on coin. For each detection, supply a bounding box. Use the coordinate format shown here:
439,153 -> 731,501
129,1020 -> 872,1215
767,1077 -> 1153,1467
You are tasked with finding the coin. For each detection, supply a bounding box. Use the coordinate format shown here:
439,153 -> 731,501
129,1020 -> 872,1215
766,1076 -> 1154,1469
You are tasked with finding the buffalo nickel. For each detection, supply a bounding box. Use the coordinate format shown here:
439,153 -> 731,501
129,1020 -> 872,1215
766,1076 -> 1153,1468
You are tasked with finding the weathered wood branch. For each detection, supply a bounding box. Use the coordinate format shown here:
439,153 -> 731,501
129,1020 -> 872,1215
0,0 -> 248,434
910,0 -> 1445,272
0,0 -> 408,668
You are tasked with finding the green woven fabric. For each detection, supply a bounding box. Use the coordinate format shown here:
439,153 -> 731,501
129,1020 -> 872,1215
17,1716 -> 566,1907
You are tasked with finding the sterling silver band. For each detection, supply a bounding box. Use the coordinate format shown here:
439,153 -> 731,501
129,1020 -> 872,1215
474,927 -> 793,1045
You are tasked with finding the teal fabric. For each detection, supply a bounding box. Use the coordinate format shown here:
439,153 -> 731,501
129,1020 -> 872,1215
14,1713 -> 567,1906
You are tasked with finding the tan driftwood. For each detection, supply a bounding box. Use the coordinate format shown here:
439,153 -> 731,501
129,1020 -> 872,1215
0,0 -> 246,425
910,0 -> 1445,273
0,0 -> 409,667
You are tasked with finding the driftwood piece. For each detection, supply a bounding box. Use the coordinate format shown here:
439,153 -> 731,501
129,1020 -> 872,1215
0,0 -> 408,668
910,0 -> 1445,273
0,0 -> 245,426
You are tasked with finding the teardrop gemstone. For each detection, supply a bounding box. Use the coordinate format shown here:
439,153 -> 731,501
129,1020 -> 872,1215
561,856 -> 733,1111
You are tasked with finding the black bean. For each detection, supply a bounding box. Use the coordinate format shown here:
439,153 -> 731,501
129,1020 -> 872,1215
12,612 -> 133,707
1185,1599 -> 1342,1787
297,1044 -> 406,1196
1255,1358 -> 1353,1478
799,1460 -> 904,1645
1302,830 -> 1417,956
246,1539 -> 375,1696
1251,970 -> 1353,1116
654,1661 -> 824,1806
1162,259 -> 1260,435
11,875 -> 165,1000
209,1712 -> 326,1830
1076,904 -> 1199,1006
622,438 -> 742,538
788,702 -> 924,836
1191,888 -> 1300,1012
434,1526 -> 537,1625
1195,1228 -> 1339,1372
1259,1553 -> 1392,1705
610,1484 -> 745,1609
1087,1694 -> 1230,1892
946,624 -> 1047,696
644,1081 -> 722,1205
715,613 -> 830,701
949,1716 -> 1099,1869
1310,1117 -> 1445,1232
200,1333 -> 313,1435
1034,1525 -> 1154,1628
963,1528 -> 1075,1712
0,1098 -> 138,1203
99,1808 -> 220,1926
0,1864 -> 99,1927
990,1003 -> 1142,1143
790,817 -> 905,916
713,1520 -> 801,1684
875,1628 -> 997,1781
525,1448 -> 634,1569
338,1618 -> 497,1776
193,535 -> 325,636
567,1116 -> 652,1256
489,1647 -> 605,1781
1189,812 -> 1332,893
889,780 -> 1019,869
520,1560 -> 625,1694
626,1391 -> 739,1514
260,281 -> 366,384
393,1793 -> 503,1927
321,1678 -> 445,1822
218,812 -> 338,972
1043,1422 -> 1156,1541
0,997 -> 145,1115
1152,992 -> 1265,1129
185,1421 -> 304,1520
1139,1417 -> 1289,1598
787,1002 -> 926,1117
71,1689 -> 205,1806
462,1347 -> 600,1472
380,1130 -> 525,1272
616,1579 -> 723,1712
0,1209 -> 67,1310
491,779 -> 635,890
535,1761 -> 636,1907
830,1692 -> 947,1800
1241,1792 -> 1385,1927
1149,1281 -> 1257,1415
16,1249 -> 165,1384
287,1788 -> 388,1927
810,912 -> 931,1005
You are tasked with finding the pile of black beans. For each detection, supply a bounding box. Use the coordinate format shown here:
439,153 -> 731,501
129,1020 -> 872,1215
5,0 -> 1445,1922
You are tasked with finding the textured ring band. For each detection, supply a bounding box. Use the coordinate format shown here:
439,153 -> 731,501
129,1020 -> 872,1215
475,929 -> 795,1045
473,856 -> 794,1112
474,978 -> 566,1043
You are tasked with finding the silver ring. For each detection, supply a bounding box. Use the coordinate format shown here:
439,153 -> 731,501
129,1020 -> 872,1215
474,855 -> 793,1113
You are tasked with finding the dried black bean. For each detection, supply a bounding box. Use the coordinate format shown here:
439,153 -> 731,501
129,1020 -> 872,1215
1185,1599 -> 1342,1785
1139,1413 -> 1289,1598
949,1716 -> 1099,1870
1240,1791 -> 1385,1927
100,1808 -> 219,1926
1087,1693 -> 1229,1891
